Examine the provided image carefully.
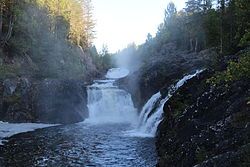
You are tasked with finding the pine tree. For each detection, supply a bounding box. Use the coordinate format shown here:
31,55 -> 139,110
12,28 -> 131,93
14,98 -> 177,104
164,2 -> 177,22
0,2 -> 3,39
218,0 -> 226,53
82,0 -> 95,48
185,0 -> 203,14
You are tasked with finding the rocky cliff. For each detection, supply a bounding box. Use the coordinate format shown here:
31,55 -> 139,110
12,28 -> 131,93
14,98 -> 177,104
118,44 -> 216,110
156,70 -> 250,167
0,78 -> 89,124
119,45 -> 249,166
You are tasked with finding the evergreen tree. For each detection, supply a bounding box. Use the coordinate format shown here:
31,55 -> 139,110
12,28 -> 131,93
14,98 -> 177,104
82,0 -> 95,48
185,0 -> 203,14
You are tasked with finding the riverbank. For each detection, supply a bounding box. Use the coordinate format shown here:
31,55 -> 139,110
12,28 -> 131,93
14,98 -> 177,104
0,121 -> 59,145
0,77 -> 92,124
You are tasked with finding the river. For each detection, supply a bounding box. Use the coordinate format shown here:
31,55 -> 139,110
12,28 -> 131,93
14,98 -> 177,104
0,123 -> 156,167
0,68 -> 157,167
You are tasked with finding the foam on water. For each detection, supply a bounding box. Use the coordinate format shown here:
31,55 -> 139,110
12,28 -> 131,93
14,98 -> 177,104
105,68 -> 129,79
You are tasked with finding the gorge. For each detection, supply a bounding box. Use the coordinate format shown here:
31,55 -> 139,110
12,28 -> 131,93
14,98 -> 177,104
0,0 -> 249,166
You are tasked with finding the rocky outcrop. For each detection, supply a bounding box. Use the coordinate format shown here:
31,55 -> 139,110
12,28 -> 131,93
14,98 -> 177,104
156,70 -> 250,167
34,79 -> 88,124
117,45 -> 249,166
118,45 -> 217,109
0,78 -> 88,124
0,78 -> 34,123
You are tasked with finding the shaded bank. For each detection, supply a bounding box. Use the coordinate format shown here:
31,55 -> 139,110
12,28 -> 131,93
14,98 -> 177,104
0,78 -> 89,124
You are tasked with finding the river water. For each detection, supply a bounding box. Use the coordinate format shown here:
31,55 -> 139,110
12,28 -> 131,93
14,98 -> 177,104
0,123 -> 156,167
0,68 -> 203,166
0,68 -> 157,167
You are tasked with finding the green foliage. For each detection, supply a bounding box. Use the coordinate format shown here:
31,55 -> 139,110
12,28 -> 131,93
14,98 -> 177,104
99,45 -> 113,71
89,45 -> 113,72
208,51 -> 250,85
235,0 -> 250,48
203,9 -> 220,48
125,0 -> 249,85
0,64 -> 20,79
142,0 -> 250,54
0,0 -> 99,79
195,147 -> 208,163
239,31 -> 250,47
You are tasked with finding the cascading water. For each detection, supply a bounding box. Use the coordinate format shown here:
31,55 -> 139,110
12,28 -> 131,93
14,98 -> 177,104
0,68 -> 203,166
132,70 -> 204,137
85,68 -> 138,124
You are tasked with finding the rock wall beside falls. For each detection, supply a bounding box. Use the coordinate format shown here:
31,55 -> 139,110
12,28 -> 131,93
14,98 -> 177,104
117,45 -> 217,110
156,70 -> 250,167
0,78 -> 89,124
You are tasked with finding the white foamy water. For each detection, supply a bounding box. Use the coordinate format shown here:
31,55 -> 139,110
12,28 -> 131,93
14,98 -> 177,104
85,68 -> 138,124
105,68 -> 129,79
127,70 -> 204,137
138,92 -> 161,127
0,121 -> 58,145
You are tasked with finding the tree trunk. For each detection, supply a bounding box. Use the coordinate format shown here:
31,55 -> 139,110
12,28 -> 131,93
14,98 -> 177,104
0,4 -> 3,40
229,0 -> 235,48
6,15 -> 14,41
1,14 -> 14,46
220,0 -> 225,54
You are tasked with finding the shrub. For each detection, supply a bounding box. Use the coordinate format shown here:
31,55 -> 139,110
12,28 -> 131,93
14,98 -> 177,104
208,51 -> 250,85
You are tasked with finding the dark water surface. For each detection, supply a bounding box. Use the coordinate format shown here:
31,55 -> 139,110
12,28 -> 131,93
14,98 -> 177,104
0,123 -> 156,167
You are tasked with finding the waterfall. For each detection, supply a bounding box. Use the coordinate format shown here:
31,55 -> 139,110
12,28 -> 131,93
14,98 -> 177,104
85,68 -> 138,124
134,70 -> 204,137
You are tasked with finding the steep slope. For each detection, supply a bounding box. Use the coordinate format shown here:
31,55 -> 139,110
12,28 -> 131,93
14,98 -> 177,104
118,44 -> 216,109
156,70 -> 250,167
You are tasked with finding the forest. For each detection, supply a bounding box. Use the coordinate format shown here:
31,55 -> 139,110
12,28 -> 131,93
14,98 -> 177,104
0,0 -> 249,166
118,0 -> 249,84
0,0 -> 249,82
0,0 -> 111,80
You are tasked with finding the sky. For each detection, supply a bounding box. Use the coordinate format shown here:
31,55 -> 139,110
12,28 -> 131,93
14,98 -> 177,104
92,0 -> 186,53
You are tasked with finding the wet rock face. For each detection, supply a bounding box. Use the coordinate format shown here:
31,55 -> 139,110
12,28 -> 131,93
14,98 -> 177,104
118,46 -> 217,110
156,70 -> 250,167
35,79 -> 88,124
0,78 -> 34,123
0,78 -> 88,124
3,79 -> 18,96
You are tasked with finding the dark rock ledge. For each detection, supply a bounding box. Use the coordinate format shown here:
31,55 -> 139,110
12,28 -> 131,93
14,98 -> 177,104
156,70 -> 250,167
0,78 -> 89,124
